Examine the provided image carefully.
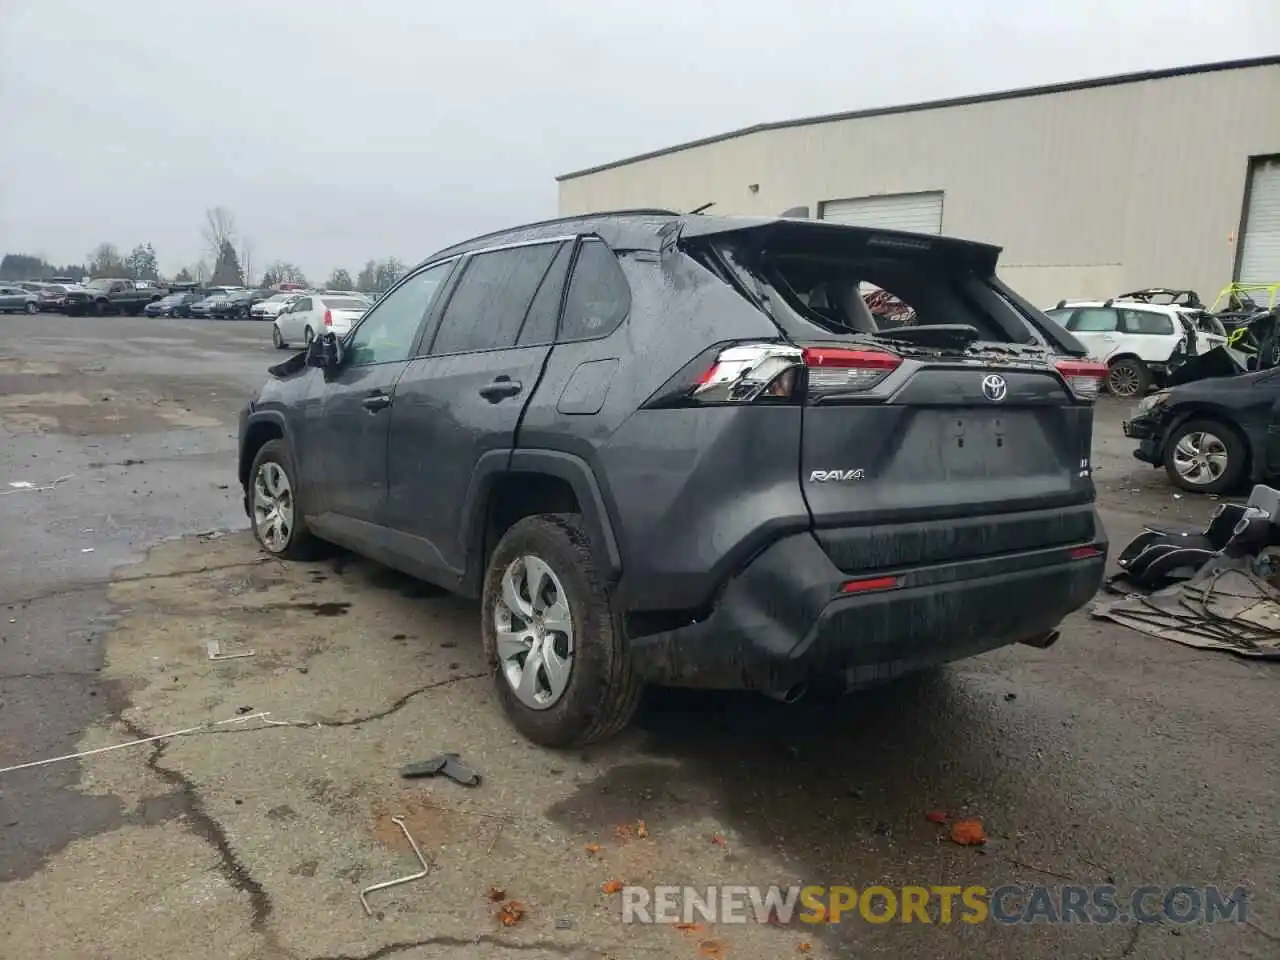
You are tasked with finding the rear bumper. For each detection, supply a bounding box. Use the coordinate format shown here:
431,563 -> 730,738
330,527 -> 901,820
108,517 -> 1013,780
628,523 -> 1107,693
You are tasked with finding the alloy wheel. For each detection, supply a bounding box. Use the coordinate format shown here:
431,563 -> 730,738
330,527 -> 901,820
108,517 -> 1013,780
1107,363 -> 1141,397
493,555 -> 575,710
1172,431 -> 1228,486
251,461 -> 295,552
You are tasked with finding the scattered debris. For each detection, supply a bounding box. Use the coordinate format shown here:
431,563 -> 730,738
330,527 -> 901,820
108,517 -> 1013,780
495,900 -> 526,926
555,917 -> 573,930
1,474 -> 73,496
360,815 -> 432,918
925,810 -> 949,824
710,834 -> 727,848
400,752 -> 481,787
602,880 -> 624,895
0,711 -> 272,775
950,819 -> 987,846
697,939 -> 726,959
486,886 -> 506,902
675,923 -> 704,934
207,639 -> 256,661
80,547 -> 94,553
635,819 -> 648,839
614,823 -> 634,841
584,843 -> 602,856
797,944 -> 812,955
1004,692 -> 1017,701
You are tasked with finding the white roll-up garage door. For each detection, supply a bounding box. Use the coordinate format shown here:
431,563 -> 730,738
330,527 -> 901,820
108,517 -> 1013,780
1238,158 -> 1280,284
819,191 -> 944,235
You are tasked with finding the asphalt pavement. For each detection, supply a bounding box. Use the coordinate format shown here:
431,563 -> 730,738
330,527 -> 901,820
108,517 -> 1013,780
0,314 -> 1275,959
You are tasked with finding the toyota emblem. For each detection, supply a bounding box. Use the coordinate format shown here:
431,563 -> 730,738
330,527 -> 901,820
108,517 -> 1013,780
981,374 -> 1008,402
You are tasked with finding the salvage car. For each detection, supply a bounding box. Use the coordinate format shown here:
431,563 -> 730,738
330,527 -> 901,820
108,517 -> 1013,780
249,292 -> 300,321
0,284 -> 39,313
212,288 -> 273,319
271,294 -> 368,348
238,211 -> 1110,746
187,292 -> 230,319
1123,366 -> 1280,494
1045,295 -> 1227,397
62,278 -> 164,316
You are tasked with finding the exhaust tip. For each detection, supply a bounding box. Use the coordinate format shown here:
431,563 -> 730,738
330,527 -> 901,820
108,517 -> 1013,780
1018,630 -> 1061,650
764,683 -> 808,704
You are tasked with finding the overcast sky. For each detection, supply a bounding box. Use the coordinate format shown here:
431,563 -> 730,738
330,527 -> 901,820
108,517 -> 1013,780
1,0 -> 1276,281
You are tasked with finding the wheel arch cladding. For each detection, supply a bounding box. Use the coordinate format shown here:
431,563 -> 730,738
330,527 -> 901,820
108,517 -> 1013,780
240,416 -> 285,487
462,450 -> 623,596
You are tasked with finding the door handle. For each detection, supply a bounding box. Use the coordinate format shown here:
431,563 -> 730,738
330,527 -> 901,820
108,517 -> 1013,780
361,392 -> 392,412
478,376 -> 523,402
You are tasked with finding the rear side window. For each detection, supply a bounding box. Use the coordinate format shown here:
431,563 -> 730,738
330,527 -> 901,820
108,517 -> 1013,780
517,242 -> 572,346
559,239 -> 630,342
1044,309 -> 1072,326
1120,309 -> 1174,335
321,298 -> 367,310
1066,308 -> 1118,332
431,243 -> 560,355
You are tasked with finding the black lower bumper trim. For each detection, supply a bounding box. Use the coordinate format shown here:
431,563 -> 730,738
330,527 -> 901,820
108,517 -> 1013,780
628,525 -> 1107,692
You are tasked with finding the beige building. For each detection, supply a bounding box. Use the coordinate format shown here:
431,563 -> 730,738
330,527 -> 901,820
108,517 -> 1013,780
558,57 -> 1280,309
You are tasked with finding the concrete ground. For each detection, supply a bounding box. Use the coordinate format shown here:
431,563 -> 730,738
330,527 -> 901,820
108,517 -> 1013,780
0,314 -> 1275,960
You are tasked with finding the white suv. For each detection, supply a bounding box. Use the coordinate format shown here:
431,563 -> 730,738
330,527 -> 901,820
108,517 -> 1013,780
1045,294 -> 1228,397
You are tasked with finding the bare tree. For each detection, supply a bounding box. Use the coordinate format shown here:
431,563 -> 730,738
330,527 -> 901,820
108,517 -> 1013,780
202,207 -> 237,263
240,238 -> 254,288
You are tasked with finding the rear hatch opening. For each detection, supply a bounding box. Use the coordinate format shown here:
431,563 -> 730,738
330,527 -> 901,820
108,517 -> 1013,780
672,218 -> 1107,571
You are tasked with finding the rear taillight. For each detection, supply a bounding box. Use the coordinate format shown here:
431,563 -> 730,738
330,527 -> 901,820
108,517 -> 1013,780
643,341 -> 904,408
324,310 -> 333,327
1053,358 -> 1108,402
802,347 -> 902,395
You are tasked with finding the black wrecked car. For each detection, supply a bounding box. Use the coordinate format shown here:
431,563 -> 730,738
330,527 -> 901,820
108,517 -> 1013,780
237,210 -> 1110,746
1123,366 -> 1280,494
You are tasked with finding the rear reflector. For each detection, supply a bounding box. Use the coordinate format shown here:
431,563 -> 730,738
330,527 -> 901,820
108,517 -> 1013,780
803,347 -> 902,394
840,575 -> 901,595
324,309 -> 333,327
1068,545 -> 1103,560
1053,358 -> 1108,402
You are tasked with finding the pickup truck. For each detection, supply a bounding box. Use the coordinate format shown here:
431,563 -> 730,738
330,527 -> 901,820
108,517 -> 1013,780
63,278 -> 166,317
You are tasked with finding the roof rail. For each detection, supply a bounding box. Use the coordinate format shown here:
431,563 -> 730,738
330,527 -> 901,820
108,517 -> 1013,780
424,208 -> 683,262
1055,299 -> 1066,309
1103,298 -> 1114,307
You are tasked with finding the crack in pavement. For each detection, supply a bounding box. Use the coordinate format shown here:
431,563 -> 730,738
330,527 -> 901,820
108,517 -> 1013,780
314,935 -> 587,959
118,717 -> 275,935
0,557 -> 277,607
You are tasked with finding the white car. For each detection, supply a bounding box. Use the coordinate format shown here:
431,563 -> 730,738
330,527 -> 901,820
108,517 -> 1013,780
272,294 -> 369,349
1045,296 -> 1228,397
251,293 -> 301,321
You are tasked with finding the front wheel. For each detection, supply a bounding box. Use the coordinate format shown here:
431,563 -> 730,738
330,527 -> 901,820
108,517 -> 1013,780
248,439 -> 322,559
271,325 -> 286,349
1163,419 -> 1246,494
482,514 -> 642,747
1106,358 -> 1151,398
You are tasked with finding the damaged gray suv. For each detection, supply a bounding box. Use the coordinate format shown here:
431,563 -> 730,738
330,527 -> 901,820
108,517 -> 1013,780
238,211 -> 1109,746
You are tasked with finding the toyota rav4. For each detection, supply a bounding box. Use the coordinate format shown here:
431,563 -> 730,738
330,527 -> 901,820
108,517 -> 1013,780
238,211 -> 1109,746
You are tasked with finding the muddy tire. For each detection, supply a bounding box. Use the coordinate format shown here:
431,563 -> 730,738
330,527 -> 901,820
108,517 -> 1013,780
1162,418 -> 1246,495
248,439 -> 323,560
1106,357 -> 1151,398
482,514 -> 642,747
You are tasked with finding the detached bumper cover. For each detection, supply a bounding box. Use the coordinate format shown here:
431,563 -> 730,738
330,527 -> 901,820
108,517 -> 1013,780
1123,414 -> 1164,465
629,524 -> 1107,692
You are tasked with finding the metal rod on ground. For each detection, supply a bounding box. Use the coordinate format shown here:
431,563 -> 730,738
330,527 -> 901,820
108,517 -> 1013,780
360,816 -> 432,918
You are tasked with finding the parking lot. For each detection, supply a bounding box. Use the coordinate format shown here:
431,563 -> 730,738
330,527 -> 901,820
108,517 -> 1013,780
0,314 -> 1276,959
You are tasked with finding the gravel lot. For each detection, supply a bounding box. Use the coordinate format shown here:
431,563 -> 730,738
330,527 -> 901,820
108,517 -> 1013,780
0,314 -> 1276,960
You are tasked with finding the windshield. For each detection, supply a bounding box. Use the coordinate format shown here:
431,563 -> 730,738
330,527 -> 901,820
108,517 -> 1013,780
86,279 -> 114,289
321,298 -> 367,310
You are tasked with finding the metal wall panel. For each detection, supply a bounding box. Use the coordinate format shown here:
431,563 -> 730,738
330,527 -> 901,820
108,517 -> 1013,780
819,192 -> 944,234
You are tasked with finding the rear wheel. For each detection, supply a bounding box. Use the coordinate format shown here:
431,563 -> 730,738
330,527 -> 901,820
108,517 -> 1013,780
482,515 -> 642,747
1107,357 -> 1151,398
92,300 -> 107,317
24,302 -> 37,315
1163,418 -> 1246,494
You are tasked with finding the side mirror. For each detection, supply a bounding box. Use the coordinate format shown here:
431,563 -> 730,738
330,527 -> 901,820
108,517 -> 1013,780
305,332 -> 345,369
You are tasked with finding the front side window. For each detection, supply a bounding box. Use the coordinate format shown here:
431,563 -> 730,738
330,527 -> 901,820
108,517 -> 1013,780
559,239 -> 630,342
430,243 -> 561,355
347,261 -> 452,366
1066,308 -> 1119,333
